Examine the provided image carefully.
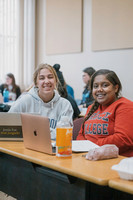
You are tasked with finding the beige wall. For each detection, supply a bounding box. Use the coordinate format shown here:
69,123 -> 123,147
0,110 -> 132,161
35,0 -> 133,101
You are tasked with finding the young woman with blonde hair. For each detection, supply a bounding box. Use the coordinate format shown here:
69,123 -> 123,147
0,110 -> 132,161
9,63 -> 73,139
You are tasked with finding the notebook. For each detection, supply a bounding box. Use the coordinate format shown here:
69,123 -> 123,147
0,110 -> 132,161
72,140 -> 99,152
21,113 -> 56,155
0,112 -> 23,141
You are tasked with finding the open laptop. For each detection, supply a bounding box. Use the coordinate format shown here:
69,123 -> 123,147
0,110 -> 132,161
0,112 -> 23,141
21,113 -> 56,155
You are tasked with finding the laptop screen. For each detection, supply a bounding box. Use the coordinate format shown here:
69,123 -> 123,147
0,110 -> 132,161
21,113 -> 55,155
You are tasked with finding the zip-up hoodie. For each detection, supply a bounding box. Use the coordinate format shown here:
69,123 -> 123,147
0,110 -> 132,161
9,87 -> 73,139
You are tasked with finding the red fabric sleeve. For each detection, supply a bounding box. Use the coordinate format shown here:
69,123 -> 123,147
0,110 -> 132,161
76,127 -> 86,140
96,105 -> 133,154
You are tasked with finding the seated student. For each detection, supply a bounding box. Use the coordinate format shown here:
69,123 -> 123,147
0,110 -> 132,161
53,64 -> 80,119
80,67 -> 96,108
53,64 -> 75,99
66,84 -> 74,99
9,63 -> 73,139
0,73 -> 21,101
53,64 -> 64,86
77,69 -> 133,157
57,82 -> 80,120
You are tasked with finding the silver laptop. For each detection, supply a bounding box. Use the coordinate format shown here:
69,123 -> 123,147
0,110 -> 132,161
0,112 -> 23,141
21,113 -> 56,155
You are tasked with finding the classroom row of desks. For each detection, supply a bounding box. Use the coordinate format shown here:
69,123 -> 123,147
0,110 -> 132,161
0,141 -> 133,200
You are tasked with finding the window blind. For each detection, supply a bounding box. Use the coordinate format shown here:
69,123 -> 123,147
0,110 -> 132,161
0,0 -> 18,83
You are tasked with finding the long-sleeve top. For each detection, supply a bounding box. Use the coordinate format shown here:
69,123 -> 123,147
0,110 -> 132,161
80,87 -> 94,107
9,87 -> 73,139
66,94 -> 80,120
77,97 -> 133,157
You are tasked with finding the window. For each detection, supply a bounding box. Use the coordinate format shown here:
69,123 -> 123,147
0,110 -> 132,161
0,0 -> 35,90
0,0 -> 19,84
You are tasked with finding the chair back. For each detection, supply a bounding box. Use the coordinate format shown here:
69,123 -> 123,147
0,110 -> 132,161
73,117 -> 84,140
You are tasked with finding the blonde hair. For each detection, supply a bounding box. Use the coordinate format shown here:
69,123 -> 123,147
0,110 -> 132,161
33,63 -> 59,89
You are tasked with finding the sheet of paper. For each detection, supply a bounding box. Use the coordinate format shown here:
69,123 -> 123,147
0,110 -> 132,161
72,140 -> 99,152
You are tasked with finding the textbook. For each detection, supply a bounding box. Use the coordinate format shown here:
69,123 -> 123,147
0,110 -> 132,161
0,113 -> 23,141
72,140 -> 99,152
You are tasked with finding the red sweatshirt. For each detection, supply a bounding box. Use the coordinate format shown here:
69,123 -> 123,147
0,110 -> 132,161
77,97 -> 133,157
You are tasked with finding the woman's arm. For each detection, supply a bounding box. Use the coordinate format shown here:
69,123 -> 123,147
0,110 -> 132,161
76,127 -> 86,140
96,106 -> 133,154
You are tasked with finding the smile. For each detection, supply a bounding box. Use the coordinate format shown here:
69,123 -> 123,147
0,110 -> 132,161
96,94 -> 105,98
43,85 -> 52,88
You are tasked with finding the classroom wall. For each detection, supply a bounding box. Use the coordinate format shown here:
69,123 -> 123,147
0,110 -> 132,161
35,0 -> 133,101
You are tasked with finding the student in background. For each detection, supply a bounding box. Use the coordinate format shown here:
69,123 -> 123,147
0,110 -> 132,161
80,67 -> 96,108
53,64 -> 75,98
0,73 -> 21,101
53,64 -> 80,119
66,84 -> 74,99
9,63 -> 73,139
57,82 -> 80,120
53,64 -> 64,85
77,69 -> 133,157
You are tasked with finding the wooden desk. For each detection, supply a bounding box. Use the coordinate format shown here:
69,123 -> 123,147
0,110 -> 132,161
0,142 -> 124,200
109,178 -> 133,199
0,141 -> 123,185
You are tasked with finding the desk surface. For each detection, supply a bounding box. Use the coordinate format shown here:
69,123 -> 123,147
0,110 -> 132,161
109,178 -> 133,195
0,141 -> 124,186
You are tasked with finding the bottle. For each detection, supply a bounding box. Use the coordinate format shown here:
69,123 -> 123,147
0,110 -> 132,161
56,116 -> 72,157
3,88 -> 9,103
